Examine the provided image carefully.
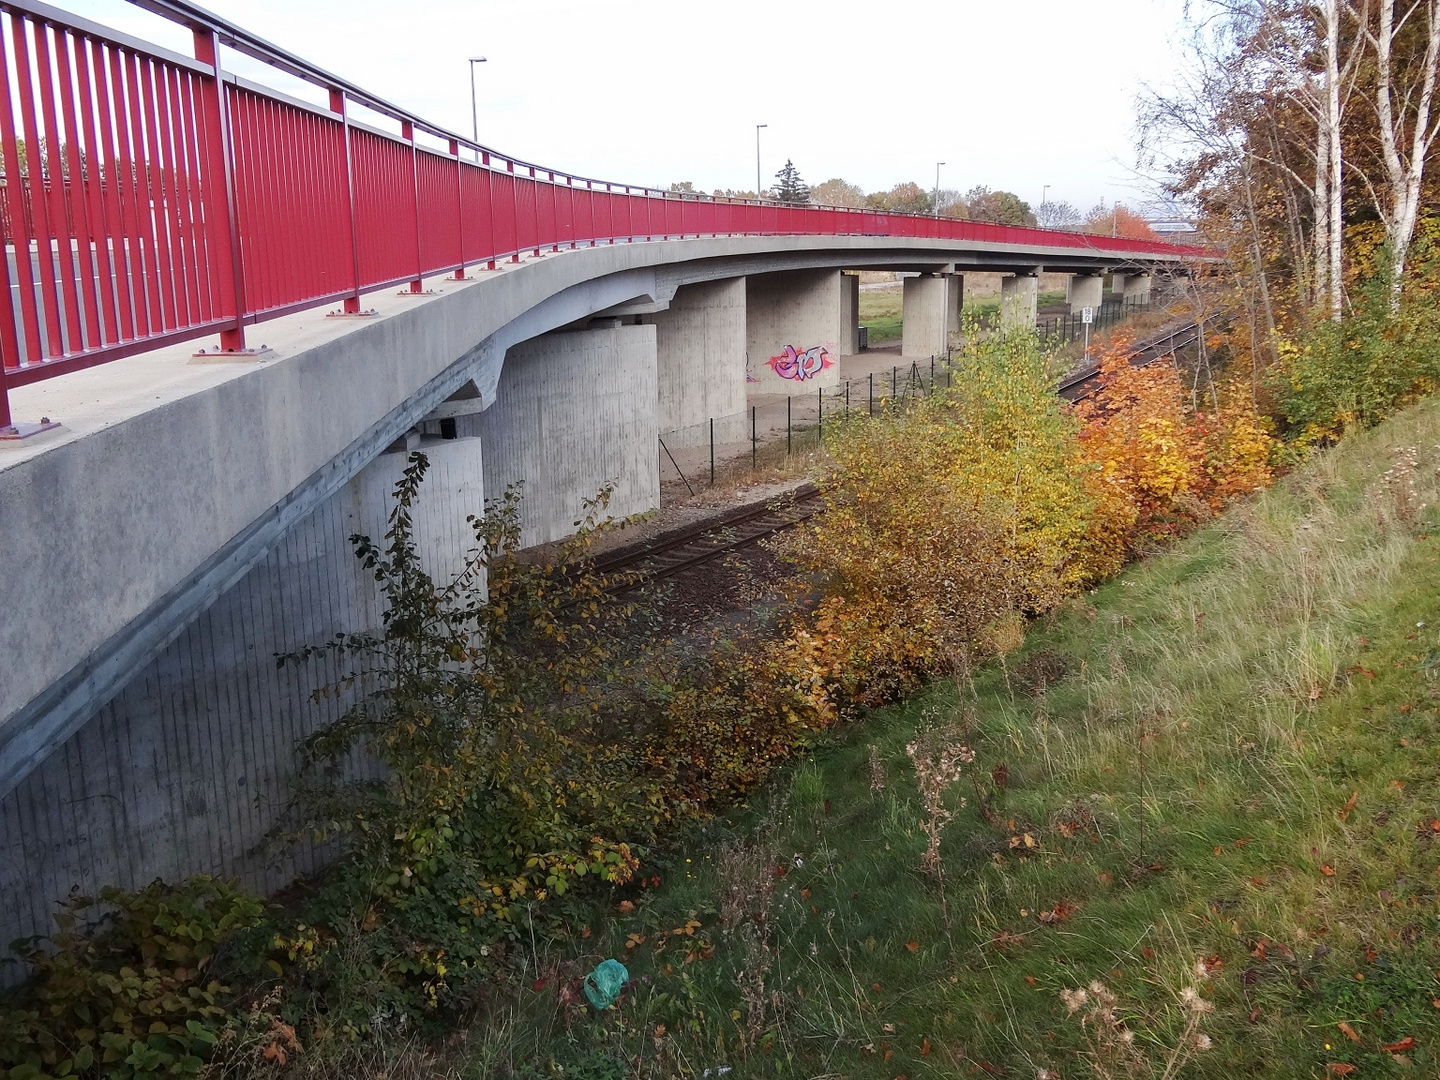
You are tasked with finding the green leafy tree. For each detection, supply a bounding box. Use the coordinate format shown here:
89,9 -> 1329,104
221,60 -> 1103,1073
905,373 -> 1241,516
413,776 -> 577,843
964,185 -> 1036,226
773,159 -> 810,205
866,182 -> 933,215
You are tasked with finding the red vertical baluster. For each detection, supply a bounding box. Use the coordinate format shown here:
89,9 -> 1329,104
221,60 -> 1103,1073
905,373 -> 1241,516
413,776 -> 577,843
0,18 -> 43,366
50,28 -> 100,352
174,71 -> 210,323
68,32 -> 118,345
13,15 -> 65,357
152,62 -> 190,325
121,51 -> 163,334
135,56 -> 177,329
93,42 -> 134,341
35,19 -> 86,353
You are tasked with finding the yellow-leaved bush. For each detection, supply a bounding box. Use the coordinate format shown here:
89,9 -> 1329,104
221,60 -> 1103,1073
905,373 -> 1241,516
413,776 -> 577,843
777,327 -> 1120,701
777,325 -> 1275,700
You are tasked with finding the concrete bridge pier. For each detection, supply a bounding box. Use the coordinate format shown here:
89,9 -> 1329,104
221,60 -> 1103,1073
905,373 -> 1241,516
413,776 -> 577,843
1066,272 -> 1104,314
1117,273 -> 1153,304
648,278 -> 749,448
841,272 -> 860,356
999,273 -> 1039,331
476,323 -> 660,547
902,273 -> 950,358
946,273 -> 965,336
745,269 -> 847,392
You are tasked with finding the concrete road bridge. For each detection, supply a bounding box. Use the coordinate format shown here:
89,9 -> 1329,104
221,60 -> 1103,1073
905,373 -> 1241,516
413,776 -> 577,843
0,0 -> 1207,948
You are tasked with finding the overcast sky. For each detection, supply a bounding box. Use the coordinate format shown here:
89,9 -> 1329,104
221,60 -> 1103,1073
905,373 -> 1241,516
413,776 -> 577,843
67,0 -> 1190,213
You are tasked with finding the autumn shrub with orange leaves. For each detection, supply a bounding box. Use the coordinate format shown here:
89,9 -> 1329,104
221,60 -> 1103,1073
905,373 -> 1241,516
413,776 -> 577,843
1075,330 -> 1274,545
780,324 -> 1277,700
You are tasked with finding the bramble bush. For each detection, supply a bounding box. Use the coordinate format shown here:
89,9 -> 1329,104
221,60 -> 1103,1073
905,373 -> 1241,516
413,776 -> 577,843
0,877 -> 265,1080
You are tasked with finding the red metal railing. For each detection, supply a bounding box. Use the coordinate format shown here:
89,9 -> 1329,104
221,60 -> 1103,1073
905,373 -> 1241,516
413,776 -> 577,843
0,0 -> 1208,428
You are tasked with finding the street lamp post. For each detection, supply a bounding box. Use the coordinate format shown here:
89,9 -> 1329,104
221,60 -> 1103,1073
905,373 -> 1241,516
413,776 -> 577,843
468,56 -> 487,153
755,124 -> 767,200
934,161 -> 945,218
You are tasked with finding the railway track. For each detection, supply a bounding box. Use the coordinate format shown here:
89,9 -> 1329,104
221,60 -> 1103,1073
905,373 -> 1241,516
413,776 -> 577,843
1057,320 -> 1202,402
589,322 -> 1201,588
591,484 -> 823,588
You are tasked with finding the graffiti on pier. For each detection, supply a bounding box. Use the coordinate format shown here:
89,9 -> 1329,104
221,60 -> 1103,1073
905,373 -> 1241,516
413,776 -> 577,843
766,343 -> 833,382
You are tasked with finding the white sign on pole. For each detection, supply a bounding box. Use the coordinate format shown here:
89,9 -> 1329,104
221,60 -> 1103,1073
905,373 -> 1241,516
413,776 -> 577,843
1081,306 -> 1094,324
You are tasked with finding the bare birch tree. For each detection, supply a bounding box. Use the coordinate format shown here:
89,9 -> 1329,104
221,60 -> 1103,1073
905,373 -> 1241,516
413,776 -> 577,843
1361,0 -> 1440,303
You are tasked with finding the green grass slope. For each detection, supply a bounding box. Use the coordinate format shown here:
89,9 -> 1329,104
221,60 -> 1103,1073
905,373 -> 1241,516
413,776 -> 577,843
474,397 -> 1440,1080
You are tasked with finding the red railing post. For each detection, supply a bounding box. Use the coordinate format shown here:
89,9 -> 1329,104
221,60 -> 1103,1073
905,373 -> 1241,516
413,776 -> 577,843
451,139 -> 466,279
329,89 -> 363,314
192,29 -> 246,352
404,120 -> 422,293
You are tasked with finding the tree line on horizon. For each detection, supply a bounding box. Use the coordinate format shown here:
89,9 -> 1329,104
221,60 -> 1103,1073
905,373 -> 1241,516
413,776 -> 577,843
669,161 -> 1161,239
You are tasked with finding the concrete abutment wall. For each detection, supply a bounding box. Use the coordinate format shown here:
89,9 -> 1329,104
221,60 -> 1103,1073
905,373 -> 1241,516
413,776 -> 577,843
0,430 -> 490,959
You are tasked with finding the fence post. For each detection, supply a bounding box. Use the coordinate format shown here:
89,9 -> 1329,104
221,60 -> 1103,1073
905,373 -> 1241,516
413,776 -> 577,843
787,396 -> 792,454
752,406 -> 757,469
709,417 -> 714,486
868,371 -> 873,416
930,355 -> 934,394
818,387 -> 823,442
193,29 -> 247,350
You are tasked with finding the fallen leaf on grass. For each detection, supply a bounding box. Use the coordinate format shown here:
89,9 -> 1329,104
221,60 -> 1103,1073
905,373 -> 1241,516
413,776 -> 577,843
905,940 -> 920,952
921,1037 -> 932,1057
1037,901 -> 1078,924
1390,779 -> 1406,790
1024,975 -> 1038,986
1382,1037 -> 1415,1052
532,978 -> 547,992
1339,792 -> 1359,821
1320,864 -> 1337,877
618,900 -> 636,914
1326,1064 -> 1356,1077
800,888 -> 812,899
1336,1021 -> 1360,1042
1249,1007 -> 1262,1023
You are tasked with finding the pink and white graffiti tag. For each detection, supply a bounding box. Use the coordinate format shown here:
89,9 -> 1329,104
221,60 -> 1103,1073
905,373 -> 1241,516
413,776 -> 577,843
766,343 -> 834,381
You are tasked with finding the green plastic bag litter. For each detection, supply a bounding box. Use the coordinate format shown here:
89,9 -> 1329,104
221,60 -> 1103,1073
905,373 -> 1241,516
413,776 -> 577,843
584,958 -> 629,1010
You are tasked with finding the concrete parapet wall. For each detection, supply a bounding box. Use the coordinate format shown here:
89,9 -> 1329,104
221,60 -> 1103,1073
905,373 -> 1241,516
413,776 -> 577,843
478,325 -> 660,548
745,269 -> 845,393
